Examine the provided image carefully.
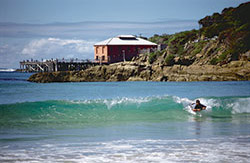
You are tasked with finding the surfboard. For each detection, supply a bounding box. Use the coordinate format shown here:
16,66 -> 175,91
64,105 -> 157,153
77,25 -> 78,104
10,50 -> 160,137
188,105 -> 197,115
188,104 -> 202,117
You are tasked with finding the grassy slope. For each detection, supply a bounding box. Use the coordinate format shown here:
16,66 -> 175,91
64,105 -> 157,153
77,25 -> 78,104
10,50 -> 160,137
148,2 -> 250,66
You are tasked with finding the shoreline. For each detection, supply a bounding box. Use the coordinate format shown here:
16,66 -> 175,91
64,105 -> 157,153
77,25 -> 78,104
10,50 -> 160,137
28,60 -> 250,83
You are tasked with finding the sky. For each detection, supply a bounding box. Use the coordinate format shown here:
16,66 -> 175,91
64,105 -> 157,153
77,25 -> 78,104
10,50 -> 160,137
0,0 -> 248,68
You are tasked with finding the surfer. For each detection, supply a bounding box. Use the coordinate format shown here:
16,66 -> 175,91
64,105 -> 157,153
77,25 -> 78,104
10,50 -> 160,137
192,100 -> 206,112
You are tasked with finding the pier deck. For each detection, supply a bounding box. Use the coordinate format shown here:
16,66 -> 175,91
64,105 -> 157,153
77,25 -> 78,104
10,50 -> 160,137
20,59 -> 99,72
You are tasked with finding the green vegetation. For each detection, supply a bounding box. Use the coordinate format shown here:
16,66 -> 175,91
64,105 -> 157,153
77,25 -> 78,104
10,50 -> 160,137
210,57 -> 218,65
219,52 -> 228,61
191,41 -> 206,56
210,52 -> 228,65
148,51 -> 162,64
199,2 -> 250,59
167,30 -> 198,55
147,2 -> 249,65
149,34 -> 171,45
149,30 -> 198,56
148,30 -> 199,64
165,54 -> 175,65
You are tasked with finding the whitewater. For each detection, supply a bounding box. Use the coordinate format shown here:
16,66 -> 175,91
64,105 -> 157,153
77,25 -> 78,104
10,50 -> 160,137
0,72 -> 250,163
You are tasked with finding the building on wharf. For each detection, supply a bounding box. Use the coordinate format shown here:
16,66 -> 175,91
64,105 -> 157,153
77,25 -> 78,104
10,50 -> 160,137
94,35 -> 157,64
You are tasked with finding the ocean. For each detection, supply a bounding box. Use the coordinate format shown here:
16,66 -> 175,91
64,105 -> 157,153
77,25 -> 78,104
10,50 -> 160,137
0,72 -> 250,163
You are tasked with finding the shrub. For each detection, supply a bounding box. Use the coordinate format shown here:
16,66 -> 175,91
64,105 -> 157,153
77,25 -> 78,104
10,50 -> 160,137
210,57 -> 218,65
149,34 -> 171,44
218,52 -> 227,62
148,52 -> 156,64
235,23 -> 250,32
168,30 -> 198,51
210,52 -> 228,65
148,51 -> 162,64
165,54 -> 175,66
191,41 -> 205,55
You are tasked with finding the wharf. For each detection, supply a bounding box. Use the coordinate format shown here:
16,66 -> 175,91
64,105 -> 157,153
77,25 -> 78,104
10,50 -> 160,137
19,59 -> 99,72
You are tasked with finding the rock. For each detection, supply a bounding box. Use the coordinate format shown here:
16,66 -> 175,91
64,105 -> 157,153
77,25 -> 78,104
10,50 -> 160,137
196,53 -> 202,58
28,54 -> 250,83
227,61 -> 245,68
139,70 -> 151,80
173,56 -> 194,66
199,75 -> 212,81
171,65 -> 181,72
127,77 -> 145,81
240,50 -> 250,61
174,57 -> 180,63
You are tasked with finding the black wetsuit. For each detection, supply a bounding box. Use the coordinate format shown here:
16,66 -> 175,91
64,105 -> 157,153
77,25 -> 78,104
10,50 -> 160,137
194,104 -> 206,110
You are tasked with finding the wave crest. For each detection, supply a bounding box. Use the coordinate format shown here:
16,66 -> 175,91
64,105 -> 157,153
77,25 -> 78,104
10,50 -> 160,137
0,96 -> 249,128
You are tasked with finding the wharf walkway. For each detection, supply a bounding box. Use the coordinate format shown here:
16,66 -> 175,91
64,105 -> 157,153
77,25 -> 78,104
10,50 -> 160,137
19,59 -> 99,72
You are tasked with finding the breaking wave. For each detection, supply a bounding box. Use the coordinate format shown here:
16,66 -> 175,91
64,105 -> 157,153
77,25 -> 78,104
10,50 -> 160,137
0,96 -> 249,128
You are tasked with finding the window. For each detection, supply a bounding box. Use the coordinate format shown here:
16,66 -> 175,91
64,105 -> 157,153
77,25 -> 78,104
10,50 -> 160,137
96,56 -> 99,60
102,56 -> 105,61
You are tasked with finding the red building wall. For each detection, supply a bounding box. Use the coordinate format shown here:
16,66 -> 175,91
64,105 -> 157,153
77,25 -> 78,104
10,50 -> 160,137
94,45 -> 157,63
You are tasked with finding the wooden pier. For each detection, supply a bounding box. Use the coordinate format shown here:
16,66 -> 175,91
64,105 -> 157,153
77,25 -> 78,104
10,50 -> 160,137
20,59 -> 99,72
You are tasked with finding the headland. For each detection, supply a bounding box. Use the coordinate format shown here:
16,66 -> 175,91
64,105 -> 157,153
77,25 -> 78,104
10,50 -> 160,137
28,2 -> 250,83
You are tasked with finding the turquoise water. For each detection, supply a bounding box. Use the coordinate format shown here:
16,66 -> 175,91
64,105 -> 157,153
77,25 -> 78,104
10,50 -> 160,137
0,72 -> 250,162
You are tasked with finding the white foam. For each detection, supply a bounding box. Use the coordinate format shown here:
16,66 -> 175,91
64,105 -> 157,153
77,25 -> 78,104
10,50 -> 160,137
1,137 -> 250,163
173,96 -> 193,106
69,96 -> 156,110
195,97 -> 250,114
103,97 -> 151,109
65,96 -> 250,114
173,96 -> 199,115
227,97 -> 250,114
173,96 -> 250,115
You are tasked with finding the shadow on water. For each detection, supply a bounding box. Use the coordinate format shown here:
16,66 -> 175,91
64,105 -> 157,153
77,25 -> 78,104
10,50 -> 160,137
0,78 -> 27,81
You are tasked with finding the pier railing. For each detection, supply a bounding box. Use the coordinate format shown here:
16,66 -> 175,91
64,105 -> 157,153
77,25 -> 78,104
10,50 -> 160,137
19,59 -> 97,72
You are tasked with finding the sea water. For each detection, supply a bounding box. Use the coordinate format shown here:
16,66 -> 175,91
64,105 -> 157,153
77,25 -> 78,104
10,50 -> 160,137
0,72 -> 250,163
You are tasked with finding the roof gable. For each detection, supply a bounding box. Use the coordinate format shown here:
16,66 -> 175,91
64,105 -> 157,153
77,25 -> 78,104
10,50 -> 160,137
94,35 -> 157,46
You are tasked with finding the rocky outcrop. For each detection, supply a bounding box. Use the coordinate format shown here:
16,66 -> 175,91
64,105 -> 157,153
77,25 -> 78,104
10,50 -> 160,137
28,2 -> 250,83
28,60 -> 250,83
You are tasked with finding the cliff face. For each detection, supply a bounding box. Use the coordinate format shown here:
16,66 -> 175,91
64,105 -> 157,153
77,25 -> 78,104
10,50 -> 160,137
28,2 -> 250,83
